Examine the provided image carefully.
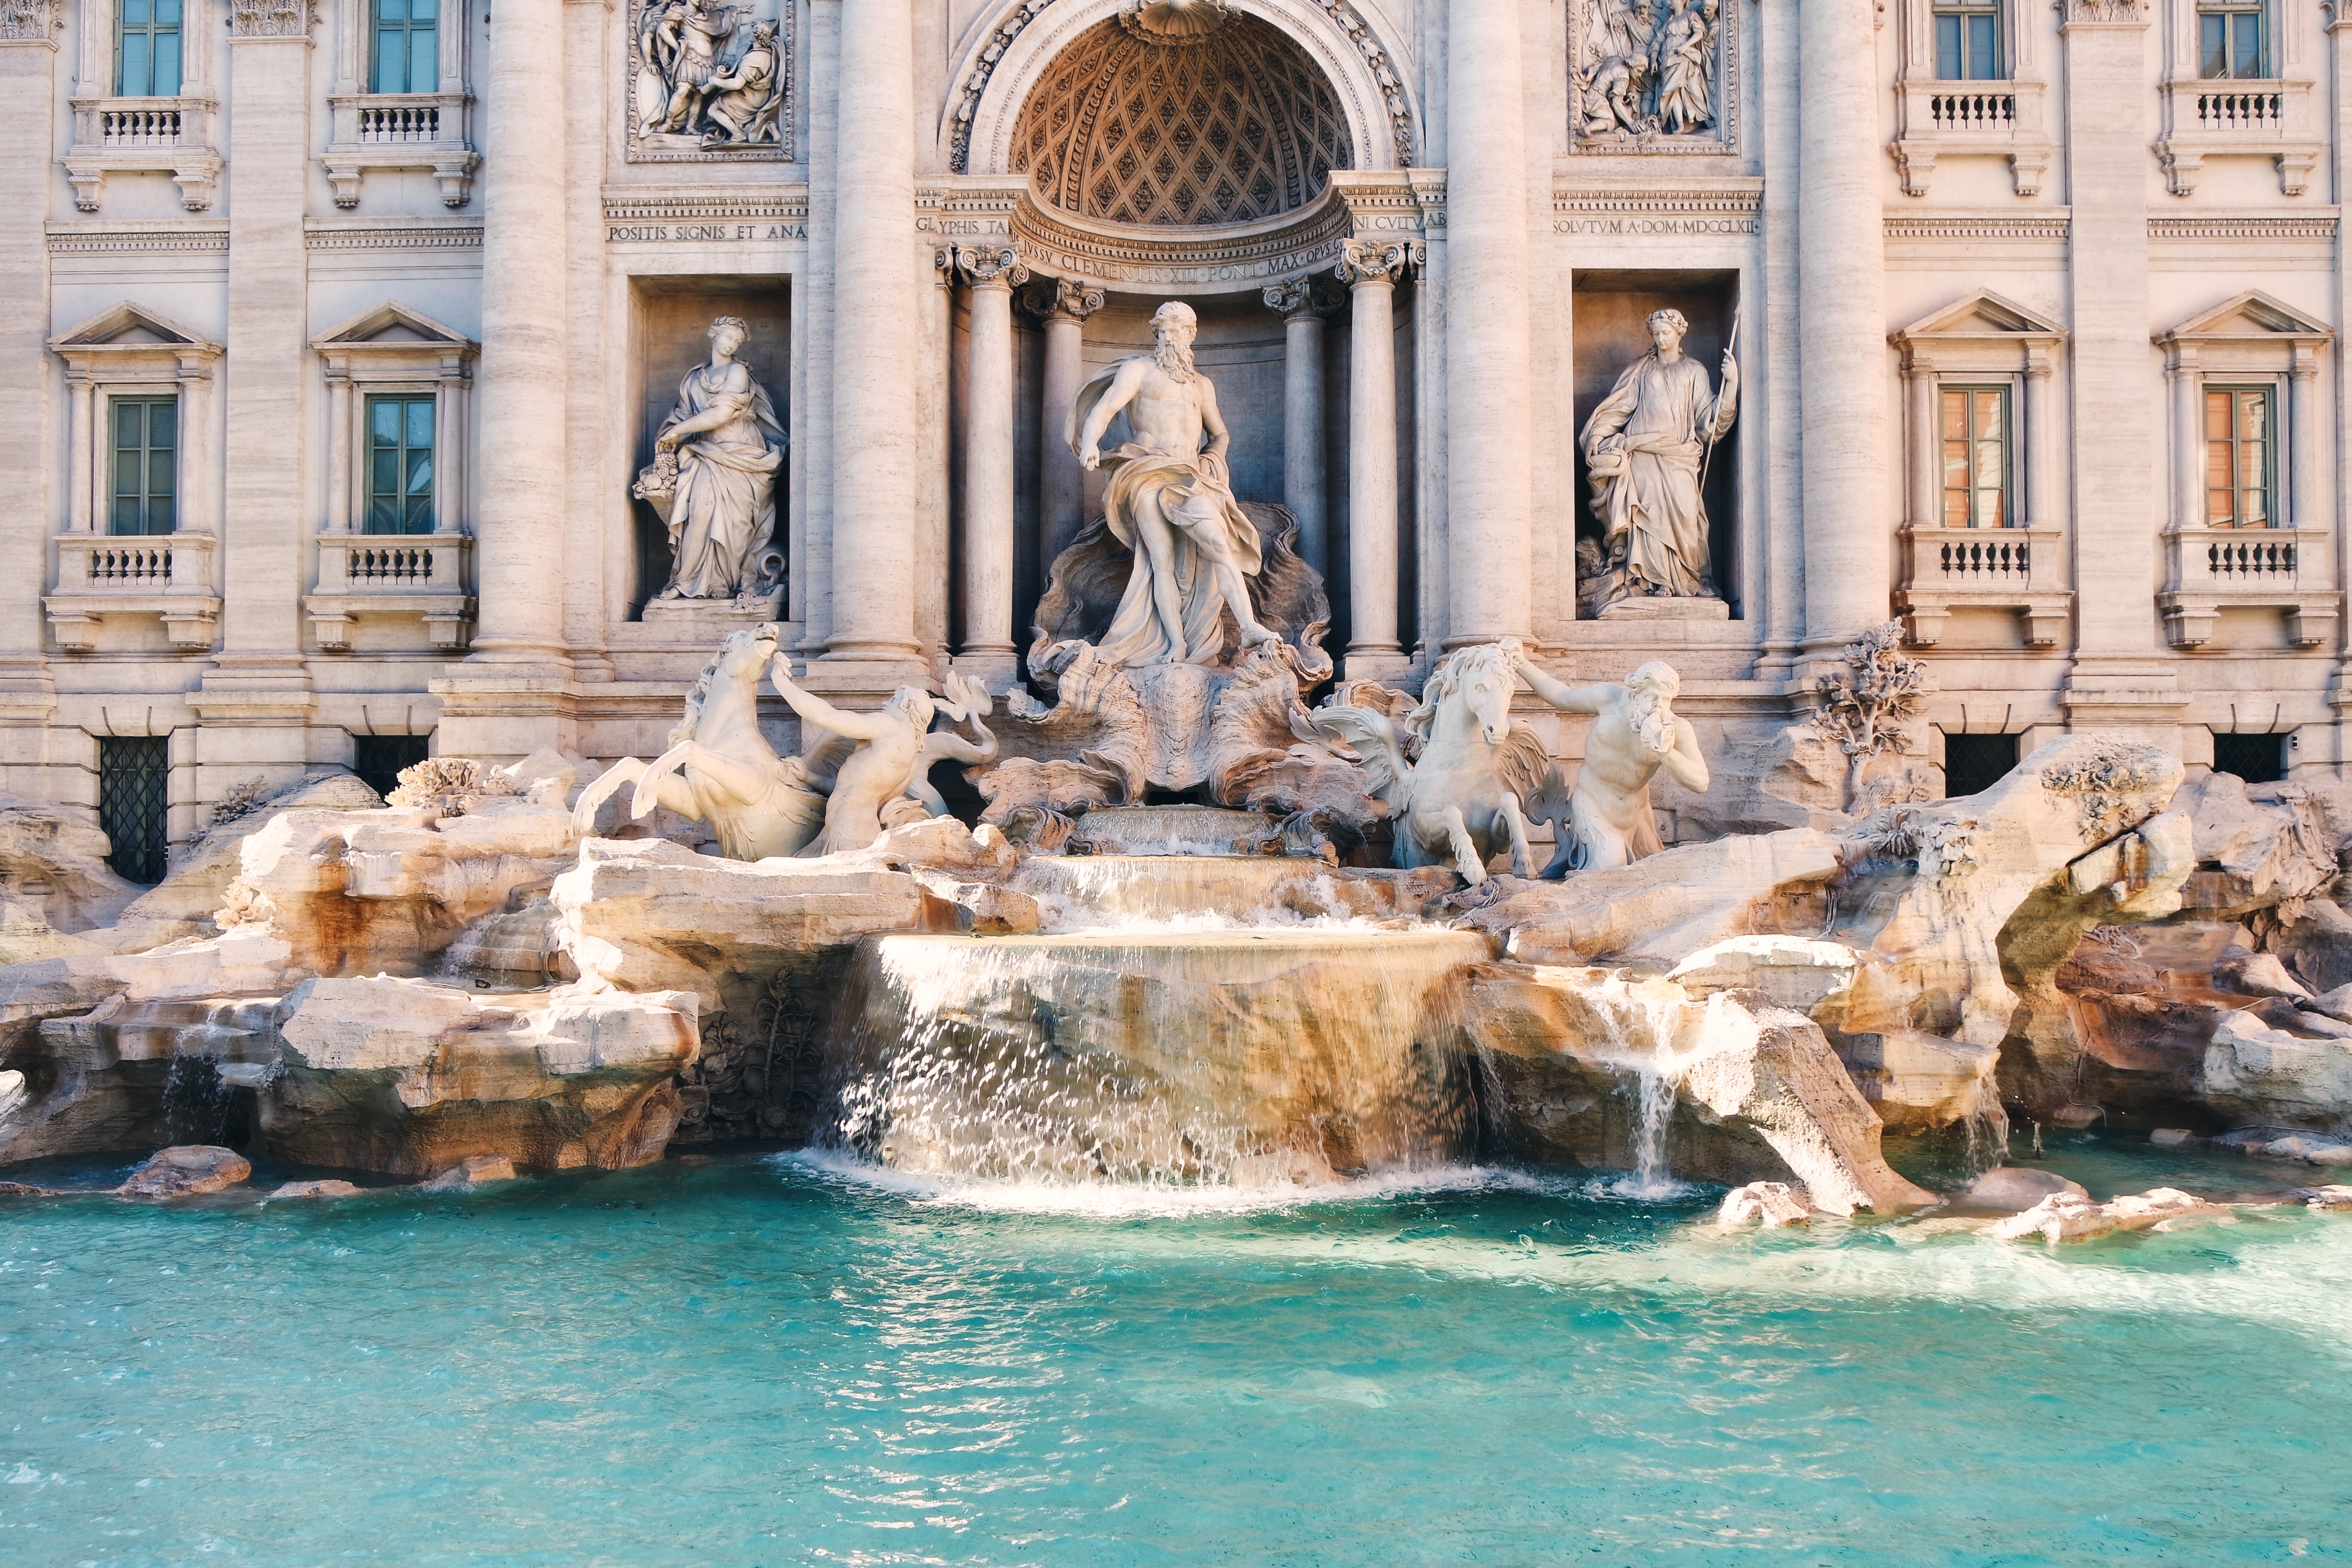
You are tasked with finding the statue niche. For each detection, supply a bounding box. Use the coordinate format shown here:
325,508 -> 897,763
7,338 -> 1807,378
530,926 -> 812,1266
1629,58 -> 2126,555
971,297 -> 1370,855
633,314 -> 787,615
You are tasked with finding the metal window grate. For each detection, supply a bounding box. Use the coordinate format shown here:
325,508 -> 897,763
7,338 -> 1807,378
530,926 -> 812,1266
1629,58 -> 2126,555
2212,731 -> 2286,784
353,733 -> 430,801
1943,732 -> 2020,798
99,735 -> 170,884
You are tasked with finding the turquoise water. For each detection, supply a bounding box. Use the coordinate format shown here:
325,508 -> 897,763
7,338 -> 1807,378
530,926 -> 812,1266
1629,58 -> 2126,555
3,1138 -> 2350,1567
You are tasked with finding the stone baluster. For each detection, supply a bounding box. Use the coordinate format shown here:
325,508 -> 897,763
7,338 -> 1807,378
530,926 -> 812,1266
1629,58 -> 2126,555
1262,277 -> 1334,579
1029,276 -> 1105,574
819,0 -> 923,687
1336,241 -> 1414,679
954,245 -> 1028,688
1797,0 -> 1889,651
1444,0 -> 1534,648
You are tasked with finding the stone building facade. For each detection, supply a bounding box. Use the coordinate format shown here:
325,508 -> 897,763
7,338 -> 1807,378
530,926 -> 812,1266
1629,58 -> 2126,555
0,0 -> 2344,871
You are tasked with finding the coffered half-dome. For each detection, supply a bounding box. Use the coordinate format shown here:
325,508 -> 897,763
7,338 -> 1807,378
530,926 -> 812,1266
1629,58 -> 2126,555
1010,12 -> 1351,229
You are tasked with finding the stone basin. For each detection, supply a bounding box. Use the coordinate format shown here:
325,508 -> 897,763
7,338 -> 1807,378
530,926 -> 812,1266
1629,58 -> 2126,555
827,926 -> 1490,1186
1064,806 -> 1279,856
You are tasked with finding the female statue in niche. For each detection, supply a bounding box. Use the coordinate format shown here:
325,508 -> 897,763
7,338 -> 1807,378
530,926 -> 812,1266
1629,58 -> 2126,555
635,315 -> 786,604
1579,306 -> 1737,604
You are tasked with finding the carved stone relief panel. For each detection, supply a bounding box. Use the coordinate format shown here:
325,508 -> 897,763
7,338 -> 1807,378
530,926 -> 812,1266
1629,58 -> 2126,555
626,0 -> 792,163
1568,0 -> 1736,154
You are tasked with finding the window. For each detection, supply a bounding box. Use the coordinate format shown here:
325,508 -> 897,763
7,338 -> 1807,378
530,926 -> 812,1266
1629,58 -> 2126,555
99,736 -> 170,884
2205,387 -> 2274,528
365,394 -> 434,535
2199,0 -> 2269,78
1944,732 -> 2020,797
109,395 -> 177,536
1933,0 -> 2004,78
114,0 -> 182,96
352,733 -> 430,799
2213,731 -> 2287,783
1940,386 -> 2010,528
370,0 -> 437,94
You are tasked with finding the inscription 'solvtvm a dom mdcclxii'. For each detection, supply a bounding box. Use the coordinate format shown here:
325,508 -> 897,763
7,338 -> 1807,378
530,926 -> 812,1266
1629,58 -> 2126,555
6,0 -> 2352,858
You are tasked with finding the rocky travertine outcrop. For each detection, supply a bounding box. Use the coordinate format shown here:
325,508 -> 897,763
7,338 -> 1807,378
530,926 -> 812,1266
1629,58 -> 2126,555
1718,1180 -> 1812,1226
100,771 -> 383,954
264,975 -> 696,1176
0,797 -> 143,933
118,1144 -> 250,1198
1460,962 -> 1933,1213
1988,1186 -> 2230,1244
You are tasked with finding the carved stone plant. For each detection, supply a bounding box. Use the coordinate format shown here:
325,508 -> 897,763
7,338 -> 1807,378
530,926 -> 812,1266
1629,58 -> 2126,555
1810,620 -> 1926,811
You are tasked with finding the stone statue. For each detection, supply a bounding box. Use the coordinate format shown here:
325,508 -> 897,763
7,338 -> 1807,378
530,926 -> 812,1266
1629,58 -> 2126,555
765,667 -> 998,857
633,0 -> 782,149
1297,642 -> 1564,886
633,315 -> 785,606
573,624 -> 827,861
1652,0 -> 1720,135
1505,644 -> 1708,874
1068,299 -> 1281,668
1579,307 -> 1737,605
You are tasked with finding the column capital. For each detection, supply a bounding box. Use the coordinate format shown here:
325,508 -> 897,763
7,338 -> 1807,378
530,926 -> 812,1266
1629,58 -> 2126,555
227,0 -> 315,37
1022,274 -> 1106,324
0,0 -> 63,45
948,243 -> 1028,291
1334,238 -> 1419,287
1262,276 -> 1340,321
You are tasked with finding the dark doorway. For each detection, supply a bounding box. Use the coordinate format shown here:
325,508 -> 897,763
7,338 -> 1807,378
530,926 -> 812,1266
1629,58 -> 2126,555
1943,732 -> 2020,799
98,735 -> 170,883
354,733 -> 431,800
2212,731 -> 2287,784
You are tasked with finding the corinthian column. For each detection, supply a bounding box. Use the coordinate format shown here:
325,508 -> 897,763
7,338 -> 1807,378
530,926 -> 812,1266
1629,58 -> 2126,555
954,245 -> 1027,688
1263,277 -> 1334,578
0,2 -> 59,775
1444,0 -> 1534,647
1336,242 -> 1412,678
466,0 -> 566,666
819,0 -> 923,688
1797,0 -> 1889,649
1028,276 -> 1104,573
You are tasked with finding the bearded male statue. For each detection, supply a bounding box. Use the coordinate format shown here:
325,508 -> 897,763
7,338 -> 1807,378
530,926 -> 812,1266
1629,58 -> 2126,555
1504,642 -> 1709,874
1067,300 -> 1281,668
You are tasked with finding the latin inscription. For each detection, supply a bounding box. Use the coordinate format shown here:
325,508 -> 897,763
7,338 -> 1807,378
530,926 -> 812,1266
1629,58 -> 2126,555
1553,216 -> 1758,236
604,222 -> 809,244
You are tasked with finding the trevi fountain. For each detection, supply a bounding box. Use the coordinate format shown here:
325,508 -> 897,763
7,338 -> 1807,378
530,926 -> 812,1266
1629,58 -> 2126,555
1,292 -> 2348,1563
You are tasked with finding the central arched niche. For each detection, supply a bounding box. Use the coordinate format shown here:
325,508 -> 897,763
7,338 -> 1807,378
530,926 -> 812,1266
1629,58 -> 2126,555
1010,13 -> 1351,229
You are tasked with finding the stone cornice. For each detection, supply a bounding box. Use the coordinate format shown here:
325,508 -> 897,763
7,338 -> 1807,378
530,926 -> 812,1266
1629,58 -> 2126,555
601,188 -> 810,225
1883,210 -> 2070,242
305,218 -> 482,250
2149,212 -> 2337,241
47,220 -> 230,255
1553,181 -> 1761,235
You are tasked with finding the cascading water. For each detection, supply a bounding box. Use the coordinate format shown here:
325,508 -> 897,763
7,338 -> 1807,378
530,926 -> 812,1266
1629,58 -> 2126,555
824,926 -> 1487,1188
1628,1058 -> 1679,1196
162,1053 -> 237,1146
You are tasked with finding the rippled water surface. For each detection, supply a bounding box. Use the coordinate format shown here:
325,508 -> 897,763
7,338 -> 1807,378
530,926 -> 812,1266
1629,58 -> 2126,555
3,1140 -> 2350,1567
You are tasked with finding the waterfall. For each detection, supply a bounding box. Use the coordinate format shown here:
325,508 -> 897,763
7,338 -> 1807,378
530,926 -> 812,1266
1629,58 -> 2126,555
822,926 -> 1487,1190
163,1053 -> 237,1146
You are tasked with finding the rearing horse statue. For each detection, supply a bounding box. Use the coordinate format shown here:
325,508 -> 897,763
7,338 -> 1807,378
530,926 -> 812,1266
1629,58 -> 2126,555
1296,641 -> 1563,885
572,624 -> 828,860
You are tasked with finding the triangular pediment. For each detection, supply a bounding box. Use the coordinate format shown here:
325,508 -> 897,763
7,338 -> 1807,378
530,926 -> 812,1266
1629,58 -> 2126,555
310,301 -> 477,352
49,301 -> 216,353
1894,289 -> 2066,345
2162,289 -> 2332,344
